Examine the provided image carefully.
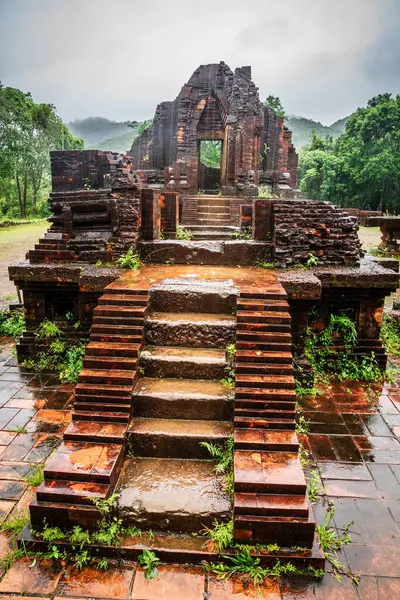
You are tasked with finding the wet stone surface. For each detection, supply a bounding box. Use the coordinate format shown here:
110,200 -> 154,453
0,332 -> 400,595
115,456 -> 231,531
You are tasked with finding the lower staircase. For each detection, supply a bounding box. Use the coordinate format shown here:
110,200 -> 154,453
115,278 -> 236,532
233,283 -> 316,547
30,285 -> 149,527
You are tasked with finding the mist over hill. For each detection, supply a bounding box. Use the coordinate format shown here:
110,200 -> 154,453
287,116 -> 348,149
68,114 -> 349,155
67,117 -> 139,153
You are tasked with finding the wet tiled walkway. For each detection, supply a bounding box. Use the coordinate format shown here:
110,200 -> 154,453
0,336 -> 399,598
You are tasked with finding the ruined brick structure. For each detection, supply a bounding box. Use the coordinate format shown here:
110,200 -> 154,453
129,62 -> 298,195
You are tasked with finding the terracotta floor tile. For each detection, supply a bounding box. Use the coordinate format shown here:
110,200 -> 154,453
378,395 -> 400,414
0,431 -> 16,445
355,498 -> 400,546
329,435 -> 361,462
362,449 -> 400,464
0,479 -> 26,500
319,462 -> 372,481
208,574 -> 280,599
332,498 -> 370,544
367,464 -> 400,499
58,564 -> 135,598
341,414 -> 368,435
363,415 -> 393,437
280,573 -> 358,599
308,435 -> 336,461
0,557 -> 62,593
0,500 -> 15,522
0,462 -> 32,480
132,565 -> 204,600
324,479 -> 378,498
344,543 -> 400,577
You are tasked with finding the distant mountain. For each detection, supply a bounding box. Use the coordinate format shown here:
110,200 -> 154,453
67,117 -> 139,153
286,116 -> 348,149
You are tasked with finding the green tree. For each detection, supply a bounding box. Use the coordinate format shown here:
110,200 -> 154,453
298,94 -> 400,212
264,95 -> 285,119
0,83 -> 83,218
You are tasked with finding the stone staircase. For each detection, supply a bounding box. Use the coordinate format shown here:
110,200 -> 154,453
115,277 -> 236,532
232,284 -> 316,547
28,232 -> 77,263
30,285 -> 149,527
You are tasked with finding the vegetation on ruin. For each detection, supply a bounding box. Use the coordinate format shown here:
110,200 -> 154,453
0,309 -> 25,338
24,464 -> 45,487
22,317 -> 87,383
380,314 -> 400,356
200,435 -> 234,499
264,95 -> 286,119
305,313 -> 383,384
307,470 -> 324,503
0,83 -> 83,219
116,247 -> 141,270
316,501 -> 357,584
176,225 -> 193,240
298,93 -> 400,212
138,549 -> 160,580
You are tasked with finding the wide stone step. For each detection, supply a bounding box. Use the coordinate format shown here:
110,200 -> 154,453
90,333 -> 142,344
197,198 -> 231,206
98,294 -> 149,306
44,441 -> 124,484
237,311 -> 291,324
235,387 -> 296,401
235,375 -> 295,389
64,421 -> 127,443
145,312 -> 235,348
83,356 -> 137,370
140,345 -> 227,379
73,410 -> 130,423
86,342 -> 141,358
104,286 -> 149,296
234,513 -> 315,547
29,498 -> 99,529
75,382 -> 132,398
237,299 -> 289,312
74,401 -> 131,413
149,278 -> 237,315
239,288 -> 287,300
92,315 -> 144,326
235,407 -> 295,419
236,363 -> 293,376
238,322 -> 291,334
234,493 -> 308,517
91,324 -> 143,336
236,350 -> 292,364
236,331 -> 291,342
234,450 -> 306,494
187,225 -> 237,232
236,340 -> 292,352
94,306 -> 146,318
37,479 -> 109,505
234,429 -> 299,451
133,377 -> 233,421
115,457 -> 231,532
127,417 -> 233,458
197,206 -> 230,214
78,369 -> 135,385
234,416 -> 295,430
235,398 -> 296,411
191,231 -> 236,240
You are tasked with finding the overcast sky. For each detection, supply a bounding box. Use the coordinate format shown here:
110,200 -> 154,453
1,0 -> 399,125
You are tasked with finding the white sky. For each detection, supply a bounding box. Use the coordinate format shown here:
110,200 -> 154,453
1,0 -> 399,125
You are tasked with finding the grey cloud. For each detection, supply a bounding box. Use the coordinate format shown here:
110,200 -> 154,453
0,0 -> 398,125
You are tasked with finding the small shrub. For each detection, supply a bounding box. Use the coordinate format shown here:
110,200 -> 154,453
0,309 -> 25,338
138,549 -> 160,579
117,248 -> 140,270
176,226 -> 193,240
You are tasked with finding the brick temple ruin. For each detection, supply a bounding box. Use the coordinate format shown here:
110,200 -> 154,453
8,63 -> 399,567
129,62 -> 298,196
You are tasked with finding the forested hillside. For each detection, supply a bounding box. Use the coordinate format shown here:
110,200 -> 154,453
67,117 -> 138,153
287,116 -> 348,148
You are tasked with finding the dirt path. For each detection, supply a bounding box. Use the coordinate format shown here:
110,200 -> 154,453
0,221 -> 48,301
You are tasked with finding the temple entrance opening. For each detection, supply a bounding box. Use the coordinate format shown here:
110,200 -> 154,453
198,140 -> 222,193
